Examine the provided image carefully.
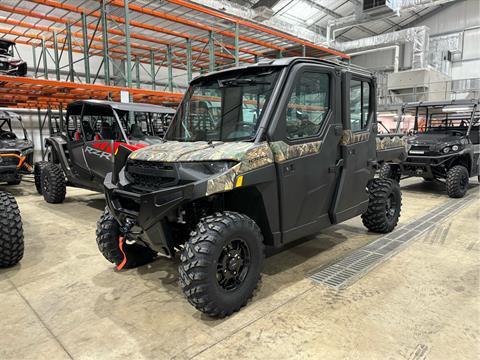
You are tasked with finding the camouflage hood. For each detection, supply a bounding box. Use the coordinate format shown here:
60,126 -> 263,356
129,140 -> 269,163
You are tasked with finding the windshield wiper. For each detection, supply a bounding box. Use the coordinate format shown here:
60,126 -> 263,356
218,78 -> 270,88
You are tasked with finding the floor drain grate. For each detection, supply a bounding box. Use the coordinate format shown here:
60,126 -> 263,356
310,194 -> 476,289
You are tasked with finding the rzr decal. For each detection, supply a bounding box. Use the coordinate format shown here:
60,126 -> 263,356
85,145 -> 112,160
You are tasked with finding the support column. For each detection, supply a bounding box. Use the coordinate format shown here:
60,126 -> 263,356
234,23 -> 240,67
167,45 -> 173,92
32,45 -> 37,77
135,56 -> 140,89
66,23 -> 74,82
101,0 -> 110,85
209,31 -> 215,73
81,12 -> 91,83
53,32 -> 60,80
124,0 -> 132,88
41,38 -> 48,79
150,50 -> 156,90
37,108 -> 44,160
186,38 -> 192,82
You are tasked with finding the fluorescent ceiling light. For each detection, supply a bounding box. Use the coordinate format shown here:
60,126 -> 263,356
442,106 -> 472,113
378,113 -> 398,117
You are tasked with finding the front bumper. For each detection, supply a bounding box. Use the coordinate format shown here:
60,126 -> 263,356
0,152 -> 33,181
104,173 -> 195,254
400,152 -> 460,177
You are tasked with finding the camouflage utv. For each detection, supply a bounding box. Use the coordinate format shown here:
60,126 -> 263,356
97,58 -> 406,317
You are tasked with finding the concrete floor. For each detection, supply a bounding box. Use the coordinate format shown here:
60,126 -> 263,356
0,177 -> 479,360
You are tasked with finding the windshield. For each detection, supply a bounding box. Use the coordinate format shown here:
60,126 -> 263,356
0,117 -> 26,140
166,68 -> 281,142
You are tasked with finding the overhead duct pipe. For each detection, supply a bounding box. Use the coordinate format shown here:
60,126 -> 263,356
325,0 -> 456,44
347,45 -> 400,72
337,26 -> 430,69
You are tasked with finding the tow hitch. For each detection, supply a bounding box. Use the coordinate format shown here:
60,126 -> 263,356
117,218 -> 135,271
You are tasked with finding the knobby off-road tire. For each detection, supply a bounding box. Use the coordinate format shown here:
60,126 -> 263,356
34,161 -> 49,194
362,178 -> 402,233
41,163 -> 66,204
179,211 -> 265,318
378,163 -> 401,183
0,192 -> 24,267
446,165 -> 469,198
96,208 -> 157,269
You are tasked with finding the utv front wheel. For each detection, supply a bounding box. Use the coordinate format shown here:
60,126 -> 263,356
446,165 -> 469,198
41,163 -> 66,203
96,208 -> 157,269
0,192 -> 24,267
34,161 -> 49,194
179,212 -> 265,318
362,178 -> 402,233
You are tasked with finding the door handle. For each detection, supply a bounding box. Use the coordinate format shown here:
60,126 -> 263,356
329,158 -> 344,173
283,164 -> 295,175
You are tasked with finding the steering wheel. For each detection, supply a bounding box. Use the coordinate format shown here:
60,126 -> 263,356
0,131 -> 16,140
450,130 -> 465,136
236,122 -> 255,132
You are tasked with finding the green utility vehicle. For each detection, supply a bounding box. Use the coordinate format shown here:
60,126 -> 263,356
97,58 -> 406,317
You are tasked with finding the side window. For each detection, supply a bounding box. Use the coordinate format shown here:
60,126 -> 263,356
349,79 -> 371,132
286,72 -> 330,140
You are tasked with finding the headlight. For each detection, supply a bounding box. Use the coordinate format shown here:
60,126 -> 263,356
451,145 -> 460,152
179,161 -> 237,175
442,147 -> 450,154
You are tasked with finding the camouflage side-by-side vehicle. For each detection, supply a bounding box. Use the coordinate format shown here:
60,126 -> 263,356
380,99 -> 479,198
96,58 -> 406,317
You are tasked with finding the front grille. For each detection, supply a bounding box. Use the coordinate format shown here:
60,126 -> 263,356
0,155 -> 19,166
410,145 -> 430,151
126,160 -> 178,193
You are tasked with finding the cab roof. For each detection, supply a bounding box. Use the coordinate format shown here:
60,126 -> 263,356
403,99 -> 479,108
67,99 -> 176,115
192,57 -> 373,84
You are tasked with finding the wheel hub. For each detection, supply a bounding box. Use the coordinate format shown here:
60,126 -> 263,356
386,194 -> 397,219
216,239 -> 250,291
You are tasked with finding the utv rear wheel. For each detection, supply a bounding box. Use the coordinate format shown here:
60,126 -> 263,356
41,163 -> 66,204
34,161 -> 49,194
378,163 -> 401,183
362,178 -> 402,233
96,208 -> 157,269
446,165 -> 469,198
0,192 -> 24,267
179,212 -> 265,318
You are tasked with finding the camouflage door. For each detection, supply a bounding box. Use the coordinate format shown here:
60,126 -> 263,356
270,65 -> 342,243
330,74 -> 377,223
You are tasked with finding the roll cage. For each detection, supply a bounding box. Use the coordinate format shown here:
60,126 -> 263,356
0,111 -> 28,140
398,100 -> 479,137
63,100 -> 176,143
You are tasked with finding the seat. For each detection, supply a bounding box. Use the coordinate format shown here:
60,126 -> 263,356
100,122 -> 113,140
130,123 -> 144,139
